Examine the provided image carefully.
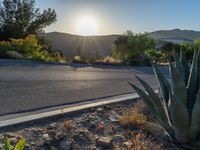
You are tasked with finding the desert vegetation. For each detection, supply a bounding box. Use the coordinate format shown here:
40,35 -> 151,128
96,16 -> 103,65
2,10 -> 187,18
129,49 -> 200,149
0,0 -> 65,62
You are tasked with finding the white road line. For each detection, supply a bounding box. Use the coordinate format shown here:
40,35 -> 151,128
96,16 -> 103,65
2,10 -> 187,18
0,90 -> 158,128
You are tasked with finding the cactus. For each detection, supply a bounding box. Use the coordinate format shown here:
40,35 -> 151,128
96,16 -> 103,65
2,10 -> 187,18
129,49 -> 200,147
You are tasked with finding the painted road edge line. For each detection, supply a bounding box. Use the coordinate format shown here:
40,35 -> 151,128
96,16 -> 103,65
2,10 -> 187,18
0,90 -> 158,128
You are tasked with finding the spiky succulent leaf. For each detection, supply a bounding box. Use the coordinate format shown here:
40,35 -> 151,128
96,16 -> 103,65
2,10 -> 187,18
128,82 -> 160,120
170,63 -> 187,106
187,49 -> 198,115
198,49 -> 200,91
188,89 -> 200,140
152,63 -> 171,105
5,136 -> 11,150
135,76 -> 173,134
180,50 -> 190,85
173,50 -> 185,82
168,93 -> 190,143
14,139 -> 25,150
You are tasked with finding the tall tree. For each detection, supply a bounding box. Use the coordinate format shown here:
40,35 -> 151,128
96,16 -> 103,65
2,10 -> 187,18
0,0 -> 57,40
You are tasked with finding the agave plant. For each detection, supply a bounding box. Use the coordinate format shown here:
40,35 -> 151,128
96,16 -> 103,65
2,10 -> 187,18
4,136 -> 25,150
129,49 -> 200,148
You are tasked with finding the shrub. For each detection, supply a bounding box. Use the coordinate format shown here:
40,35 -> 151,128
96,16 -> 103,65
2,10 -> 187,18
129,49 -> 200,148
0,35 -> 65,62
120,111 -> 147,127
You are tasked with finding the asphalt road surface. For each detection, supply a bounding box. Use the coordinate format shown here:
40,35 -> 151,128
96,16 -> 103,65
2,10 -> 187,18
0,61 -> 160,116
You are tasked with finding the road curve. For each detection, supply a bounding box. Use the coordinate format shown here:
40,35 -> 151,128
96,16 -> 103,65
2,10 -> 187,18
0,62 -> 158,116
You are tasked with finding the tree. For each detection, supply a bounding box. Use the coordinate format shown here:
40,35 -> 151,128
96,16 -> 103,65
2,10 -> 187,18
145,49 -> 165,63
0,0 -> 57,40
194,37 -> 200,48
159,42 -> 180,61
112,31 -> 155,62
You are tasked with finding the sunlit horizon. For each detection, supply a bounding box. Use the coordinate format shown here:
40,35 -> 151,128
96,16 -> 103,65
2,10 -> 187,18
36,0 -> 200,35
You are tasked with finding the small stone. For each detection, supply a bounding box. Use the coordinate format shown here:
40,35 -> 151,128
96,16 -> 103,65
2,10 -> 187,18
6,133 -> 17,138
97,137 -> 112,148
123,141 -> 132,149
112,135 -> 126,143
9,138 -> 18,145
97,108 -> 104,113
42,133 -> 49,139
47,123 -> 57,130
109,115 -> 121,122
59,138 -> 71,150
37,128 -> 44,132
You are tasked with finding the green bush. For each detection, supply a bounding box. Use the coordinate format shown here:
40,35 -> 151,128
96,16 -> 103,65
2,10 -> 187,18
129,50 -> 200,148
0,35 -> 65,62
145,49 -> 165,63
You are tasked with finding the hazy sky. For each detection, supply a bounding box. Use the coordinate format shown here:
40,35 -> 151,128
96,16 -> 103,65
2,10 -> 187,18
36,0 -> 200,35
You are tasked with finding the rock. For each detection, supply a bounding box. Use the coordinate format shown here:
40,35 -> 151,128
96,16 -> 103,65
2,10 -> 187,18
48,130 -> 56,138
96,137 -> 112,148
73,128 -> 95,149
112,135 -> 126,143
42,133 -> 49,139
73,129 -> 94,145
9,137 -> 18,144
6,133 -> 17,138
123,141 -> 132,149
58,138 -> 71,150
109,114 -> 121,122
47,123 -> 57,130
97,108 -> 104,113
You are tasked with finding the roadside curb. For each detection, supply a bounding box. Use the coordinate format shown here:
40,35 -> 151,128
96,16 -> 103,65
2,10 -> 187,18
0,90 -> 158,128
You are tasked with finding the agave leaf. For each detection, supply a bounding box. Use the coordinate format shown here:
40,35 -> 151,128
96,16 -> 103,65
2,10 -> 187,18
135,76 -> 173,134
198,48 -> 200,91
168,92 -> 190,143
187,49 -> 198,115
180,50 -> 190,85
5,136 -> 11,150
188,89 -> 200,141
14,139 -> 25,150
173,50 -> 185,82
128,82 -> 160,120
151,63 -> 171,105
170,63 -> 187,106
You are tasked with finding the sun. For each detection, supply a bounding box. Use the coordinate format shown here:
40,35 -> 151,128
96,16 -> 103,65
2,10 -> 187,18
76,16 -> 98,36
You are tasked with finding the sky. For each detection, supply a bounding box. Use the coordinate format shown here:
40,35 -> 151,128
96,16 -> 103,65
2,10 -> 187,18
36,0 -> 200,35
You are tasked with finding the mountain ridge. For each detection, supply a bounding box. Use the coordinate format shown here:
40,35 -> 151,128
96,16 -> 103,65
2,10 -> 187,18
43,29 -> 200,57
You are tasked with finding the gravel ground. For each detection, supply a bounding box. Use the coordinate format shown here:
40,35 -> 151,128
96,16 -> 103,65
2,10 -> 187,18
0,100 -> 178,150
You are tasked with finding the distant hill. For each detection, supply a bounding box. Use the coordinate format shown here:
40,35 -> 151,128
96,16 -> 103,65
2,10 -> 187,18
43,29 -> 200,57
42,32 -> 118,57
149,29 -> 200,41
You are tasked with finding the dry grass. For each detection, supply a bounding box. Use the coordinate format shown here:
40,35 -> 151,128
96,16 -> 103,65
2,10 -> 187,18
113,130 -> 162,150
130,130 -> 161,150
63,120 -> 76,130
120,112 -> 147,127
119,100 -> 167,149
132,100 -> 150,116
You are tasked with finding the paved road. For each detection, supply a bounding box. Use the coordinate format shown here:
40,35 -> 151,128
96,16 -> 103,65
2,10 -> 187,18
0,62 -> 160,116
